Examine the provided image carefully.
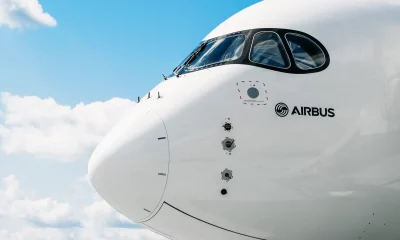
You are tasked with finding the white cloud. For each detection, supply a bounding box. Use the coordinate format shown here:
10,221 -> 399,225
0,174 -> 166,240
81,193 -> 140,229
0,92 -> 136,161
0,228 -> 166,240
0,91 -> 165,239
77,194 -> 166,240
82,194 -> 117,228
82,228 -> 166,240
10,198 -> 77,227
0,175 -> 78,228
0,0 -> 56,29
0,228 -> 68,240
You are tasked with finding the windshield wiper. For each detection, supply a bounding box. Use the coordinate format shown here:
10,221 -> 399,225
173,67 -> 182,77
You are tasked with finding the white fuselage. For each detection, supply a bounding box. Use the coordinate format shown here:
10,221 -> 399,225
88,1 -> 400,239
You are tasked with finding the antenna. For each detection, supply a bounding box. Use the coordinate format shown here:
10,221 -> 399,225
148,92 -> 151,99
162,74 -> 167,81
137,96 -> 140,103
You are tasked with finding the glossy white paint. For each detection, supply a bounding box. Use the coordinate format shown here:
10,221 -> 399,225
89,0 -> 400,239
89,110 -> 169,222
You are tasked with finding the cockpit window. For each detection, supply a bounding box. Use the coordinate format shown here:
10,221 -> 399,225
184,34 -> 246,71
168,28 -> 330,77
285,33 -> 326,70
249,32 -> 290,69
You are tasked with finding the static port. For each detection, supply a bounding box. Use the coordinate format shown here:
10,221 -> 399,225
247,87 -> 260,99
221,189 -> 228,195
225,141 -> 233,148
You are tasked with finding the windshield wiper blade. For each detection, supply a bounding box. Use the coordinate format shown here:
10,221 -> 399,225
173,66 -> 182,77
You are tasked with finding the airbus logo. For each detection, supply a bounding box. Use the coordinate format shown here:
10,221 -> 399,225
275,103 -> 289,117
275,103 -> 335,118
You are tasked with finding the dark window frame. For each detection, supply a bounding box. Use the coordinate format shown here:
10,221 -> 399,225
173,28 -> 330,76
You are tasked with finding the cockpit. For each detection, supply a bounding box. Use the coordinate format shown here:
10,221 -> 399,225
169,28 -> 329,77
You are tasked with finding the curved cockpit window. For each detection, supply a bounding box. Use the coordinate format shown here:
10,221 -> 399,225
186,35 -> 245,70
285,33 -> 326,70
174,34 -> 245,74
169,28 -> 329,77
249,32 -> 290,69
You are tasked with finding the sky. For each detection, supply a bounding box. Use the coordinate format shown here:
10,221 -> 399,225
0,0 -> 261,239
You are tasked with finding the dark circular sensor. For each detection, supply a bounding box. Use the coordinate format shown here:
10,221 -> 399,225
221,189 -> 228,195
223,123 -> 232,131
247,87 -> 259,99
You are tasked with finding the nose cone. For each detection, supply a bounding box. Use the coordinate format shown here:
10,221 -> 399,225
88,110 -> 169,223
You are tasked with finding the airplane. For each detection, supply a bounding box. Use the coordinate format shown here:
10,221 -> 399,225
88,0 -> 400,239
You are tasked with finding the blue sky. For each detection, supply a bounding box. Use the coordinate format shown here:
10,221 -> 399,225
0,0 -> 260,239
0,0 -> 260,105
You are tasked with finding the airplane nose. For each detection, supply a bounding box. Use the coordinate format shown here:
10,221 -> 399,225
88,110 -> 170,223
